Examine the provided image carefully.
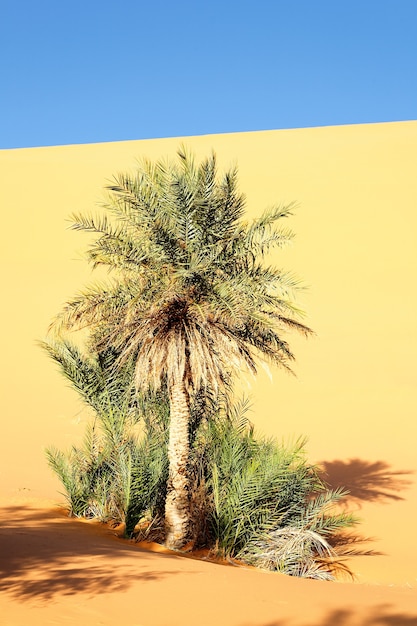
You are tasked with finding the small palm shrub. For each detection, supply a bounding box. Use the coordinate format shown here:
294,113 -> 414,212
46,428 -> 99,518
42,339 -> 169,532
46,396 -> 170,533
190,400 -> 357,579
45,397 -> 135,522
124,397 -> 170,537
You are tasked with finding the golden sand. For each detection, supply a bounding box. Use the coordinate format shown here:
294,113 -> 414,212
1,121 -> 416,624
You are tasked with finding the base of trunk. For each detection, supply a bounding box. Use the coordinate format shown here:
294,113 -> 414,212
164,486 -> 191,549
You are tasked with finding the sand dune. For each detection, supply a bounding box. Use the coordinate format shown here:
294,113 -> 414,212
1,498 -> 417,626
1,121 -> 416,624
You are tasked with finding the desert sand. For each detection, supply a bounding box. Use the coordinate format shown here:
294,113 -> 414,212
1,121 -> 416,625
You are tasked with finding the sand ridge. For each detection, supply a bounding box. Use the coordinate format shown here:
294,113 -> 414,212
1,121 -> 416,624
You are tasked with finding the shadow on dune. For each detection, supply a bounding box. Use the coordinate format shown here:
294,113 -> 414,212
316,458 -> 414,562
0,504 -> 186,600
240,605 -> 417,626
319,458 -> 414,505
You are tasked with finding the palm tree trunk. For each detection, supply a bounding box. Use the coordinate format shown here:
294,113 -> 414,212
164,378 -> 191,549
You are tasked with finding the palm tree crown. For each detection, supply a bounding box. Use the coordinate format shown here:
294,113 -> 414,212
51,147 -> 313,548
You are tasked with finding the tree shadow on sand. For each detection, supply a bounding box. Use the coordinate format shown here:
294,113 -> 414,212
315,458 -> 414,562
319,458 -> 414,506
0,504 -> 189,601
240,605 -> 417,626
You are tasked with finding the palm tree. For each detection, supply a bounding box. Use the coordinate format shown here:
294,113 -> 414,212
50,147 -> 313,549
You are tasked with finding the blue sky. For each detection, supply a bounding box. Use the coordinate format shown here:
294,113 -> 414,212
1,0 -> 416,148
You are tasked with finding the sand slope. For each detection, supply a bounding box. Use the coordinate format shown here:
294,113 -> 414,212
1,499 -> 417,626
1,122 -> 416,624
